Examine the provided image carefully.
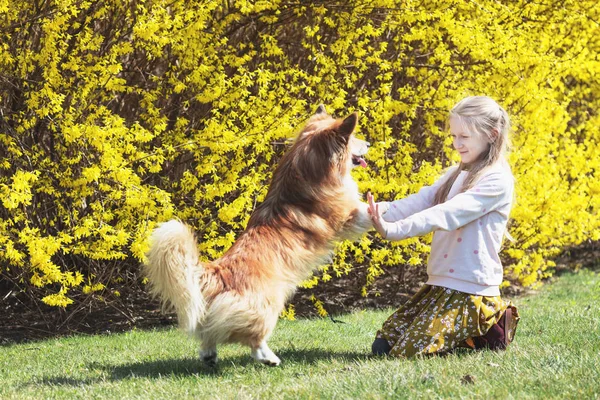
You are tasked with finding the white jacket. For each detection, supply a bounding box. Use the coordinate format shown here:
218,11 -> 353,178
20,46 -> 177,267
380,163 -> 514,296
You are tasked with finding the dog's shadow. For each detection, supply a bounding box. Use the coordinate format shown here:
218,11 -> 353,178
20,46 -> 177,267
35,348 -> 368,387
104,348 -> 368,378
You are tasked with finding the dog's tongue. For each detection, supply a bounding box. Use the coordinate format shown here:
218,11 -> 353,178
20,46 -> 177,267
359,158 -> 367,168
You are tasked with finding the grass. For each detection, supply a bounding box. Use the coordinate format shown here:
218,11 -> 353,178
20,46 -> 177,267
1,270 -> 599,399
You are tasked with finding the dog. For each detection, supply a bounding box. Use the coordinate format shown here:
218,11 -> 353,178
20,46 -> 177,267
143,105 -> 372,366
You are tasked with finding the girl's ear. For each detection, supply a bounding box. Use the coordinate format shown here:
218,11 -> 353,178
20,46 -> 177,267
490,128 -> 499,142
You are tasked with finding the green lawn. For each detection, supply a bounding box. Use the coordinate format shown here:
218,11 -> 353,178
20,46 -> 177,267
1,270 -> 599,399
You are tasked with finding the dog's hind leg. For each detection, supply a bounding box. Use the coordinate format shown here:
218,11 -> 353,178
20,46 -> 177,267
251,341 -> 281,366
199,343 -> 218,367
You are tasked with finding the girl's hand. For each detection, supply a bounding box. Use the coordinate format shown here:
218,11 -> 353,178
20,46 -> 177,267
367,192 -> 388,239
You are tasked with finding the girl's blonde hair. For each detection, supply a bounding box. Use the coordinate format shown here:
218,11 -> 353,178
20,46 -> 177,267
433,96 -> 511,205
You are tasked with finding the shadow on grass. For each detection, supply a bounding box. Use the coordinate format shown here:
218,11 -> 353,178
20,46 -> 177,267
32,348 -> 368,387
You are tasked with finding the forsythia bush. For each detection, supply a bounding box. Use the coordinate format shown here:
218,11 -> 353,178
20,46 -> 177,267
0,0 -> 599,308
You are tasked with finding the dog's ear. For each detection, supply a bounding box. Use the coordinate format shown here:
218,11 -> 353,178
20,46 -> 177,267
315,104 -> 327,115
337,112 -> 358,138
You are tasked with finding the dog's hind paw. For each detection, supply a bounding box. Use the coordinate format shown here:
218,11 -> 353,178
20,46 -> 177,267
200,348 -> 218,367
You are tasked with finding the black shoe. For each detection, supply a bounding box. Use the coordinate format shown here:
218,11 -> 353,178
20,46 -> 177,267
371,338 -> 392,355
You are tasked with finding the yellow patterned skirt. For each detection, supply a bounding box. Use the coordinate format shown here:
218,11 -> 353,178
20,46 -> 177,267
375,284 -> 519,357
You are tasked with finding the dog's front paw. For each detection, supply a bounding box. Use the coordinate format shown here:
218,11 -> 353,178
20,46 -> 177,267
352,202 -> 373,232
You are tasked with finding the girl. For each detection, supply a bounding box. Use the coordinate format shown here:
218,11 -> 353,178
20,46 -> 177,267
367,96 -> 519,357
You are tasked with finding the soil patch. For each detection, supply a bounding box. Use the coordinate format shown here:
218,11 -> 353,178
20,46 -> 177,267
0,263 -> 424,345
2,242 -> 597,345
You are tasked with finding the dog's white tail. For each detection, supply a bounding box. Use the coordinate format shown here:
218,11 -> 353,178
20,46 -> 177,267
144,220 -> 205,334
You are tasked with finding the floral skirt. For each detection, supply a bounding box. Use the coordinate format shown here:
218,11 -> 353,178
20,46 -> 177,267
375,284 -> 519,358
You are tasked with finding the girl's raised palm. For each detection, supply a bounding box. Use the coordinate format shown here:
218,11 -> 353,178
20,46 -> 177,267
367,192 -> 387,239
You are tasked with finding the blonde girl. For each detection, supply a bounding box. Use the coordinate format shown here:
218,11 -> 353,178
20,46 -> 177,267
368,96 -> 519,357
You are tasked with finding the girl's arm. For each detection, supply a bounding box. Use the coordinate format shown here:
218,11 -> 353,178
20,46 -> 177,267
382,172 -> 513,240
379,166 -> 458,222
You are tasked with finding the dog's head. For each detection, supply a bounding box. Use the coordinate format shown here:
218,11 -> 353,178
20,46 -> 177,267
287,105 -> 369,184
250,106 -> 369,225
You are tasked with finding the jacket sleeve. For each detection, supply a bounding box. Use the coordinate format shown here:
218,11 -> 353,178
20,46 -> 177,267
384,171 -> 513,240
379,166 -> 458,222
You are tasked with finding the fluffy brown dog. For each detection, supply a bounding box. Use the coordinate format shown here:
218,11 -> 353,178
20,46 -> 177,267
144,105 -> 371,366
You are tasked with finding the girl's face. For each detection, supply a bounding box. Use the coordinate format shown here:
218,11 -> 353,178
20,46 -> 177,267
449,116 -> 490,164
